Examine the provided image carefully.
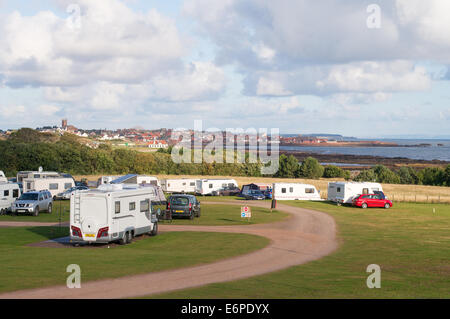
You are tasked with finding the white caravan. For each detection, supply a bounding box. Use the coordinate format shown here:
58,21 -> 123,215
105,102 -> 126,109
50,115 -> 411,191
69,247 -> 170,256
0,183 -> 21,214
70,184 -> 164,245
272,183 -> 322,201
161,179 -> 198,193
97,176 -> 120,186
111,174 -> 160,187
0,171 -> 7,183
23,177 -> 75,198
195,179 -> 238,196
16,170 -> 59,183
327,182 -> 383,204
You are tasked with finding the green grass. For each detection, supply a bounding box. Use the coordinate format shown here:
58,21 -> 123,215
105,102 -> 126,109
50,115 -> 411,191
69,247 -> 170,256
161,204 -> 287,226
0,227 -> 269,293
150,201 -> 450,299
0,200 -> 71,223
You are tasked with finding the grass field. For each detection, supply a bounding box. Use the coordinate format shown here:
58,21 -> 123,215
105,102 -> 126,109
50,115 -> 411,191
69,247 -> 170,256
150,201 -> 450,299
0,227 -> 269,293
0,200 -> 71,223
75,174 -> 450,203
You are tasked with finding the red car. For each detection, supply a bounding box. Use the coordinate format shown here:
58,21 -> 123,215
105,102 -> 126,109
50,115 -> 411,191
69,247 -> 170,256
352,194 -> 393,209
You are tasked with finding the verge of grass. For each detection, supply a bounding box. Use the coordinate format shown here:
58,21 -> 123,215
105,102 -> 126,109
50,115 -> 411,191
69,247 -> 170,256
150,201 -> 450,299
0,227 -> 269,293
0,200 -> 70,223
161,204 -> 287,226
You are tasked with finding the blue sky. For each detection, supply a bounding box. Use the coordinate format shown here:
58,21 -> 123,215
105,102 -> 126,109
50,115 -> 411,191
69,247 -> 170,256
0,0 -> 449,138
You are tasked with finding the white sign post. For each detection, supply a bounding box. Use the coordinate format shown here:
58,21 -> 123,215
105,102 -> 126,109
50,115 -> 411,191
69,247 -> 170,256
241,206 -> 252,222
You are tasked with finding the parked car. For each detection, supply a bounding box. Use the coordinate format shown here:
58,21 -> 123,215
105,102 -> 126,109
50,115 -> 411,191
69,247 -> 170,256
215,186 -> 241,196
167,194 -> 201,219
352,194 -> 393,209
55,186 -> 89,200
11,190 -> 53,216
243,190 -> 266,200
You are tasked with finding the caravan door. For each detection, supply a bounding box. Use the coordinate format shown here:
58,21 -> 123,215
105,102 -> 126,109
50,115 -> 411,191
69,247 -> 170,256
80,196 -> 108,242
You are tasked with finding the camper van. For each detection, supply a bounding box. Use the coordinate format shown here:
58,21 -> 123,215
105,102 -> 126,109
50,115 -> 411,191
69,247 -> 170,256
23,177 -> 75,199
0,183 -> 21,214
272,183 -> 322,201
97,176 -> 120,186
16,170 -> 60,183
327,182 -> 383,205
161,179 -> 198,193
195,179 -> 238,196
0,171 -> 7,184
70,184 -> 165,245
111,174 -> 160,187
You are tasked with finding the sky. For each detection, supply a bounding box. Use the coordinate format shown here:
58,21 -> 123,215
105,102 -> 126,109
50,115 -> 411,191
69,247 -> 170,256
0,0 -> 449,138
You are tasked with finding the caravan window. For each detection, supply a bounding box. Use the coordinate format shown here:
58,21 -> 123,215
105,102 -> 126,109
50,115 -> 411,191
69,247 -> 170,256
33,174 -> 40,178
337,187 -> 341,193
3,190 -> 9,197
190,182 -> 195,186
13,189 -> 19,198
305,188 -> 315,194
209,184 -> 213,189
281,188 -> 286,194
363,188 -> 369,194
64,183 -> 72,190
129,202 -> 136,211
49,183 -> 58,190
183,182 -> 186,186
289,187 -> 294,193
115,201 -> 120,214
27,182 -> 32,190
140,200 -> 150,212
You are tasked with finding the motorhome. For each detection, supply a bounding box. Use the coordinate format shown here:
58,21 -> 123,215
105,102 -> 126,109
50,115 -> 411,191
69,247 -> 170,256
0,183 -> 21,214
195,179 -> 238,196
16,170 -> 60,183
111,174 -> 160,186
272,183 -> 322,201
70,184 -> 166,245
23,176 -> 75,198
327,182 -> 383,205
0,171 -> 7,183
161,179 -> 198,193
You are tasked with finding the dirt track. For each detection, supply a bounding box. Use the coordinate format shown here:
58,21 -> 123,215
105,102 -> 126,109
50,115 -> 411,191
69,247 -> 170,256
0,201 -> 337,299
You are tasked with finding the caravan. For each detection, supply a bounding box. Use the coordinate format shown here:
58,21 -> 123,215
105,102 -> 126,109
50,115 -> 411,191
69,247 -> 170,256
327,182 -> 383,205
97,176 -> 120,186
0,183 -> 21,214
195,179 -> 238,196
23,176 -> 75,199
161,179 -> 198,193
111,174 -> 160,187
272,183 -> 321,201
0,171 -> 7,183
70,184 -> 166,245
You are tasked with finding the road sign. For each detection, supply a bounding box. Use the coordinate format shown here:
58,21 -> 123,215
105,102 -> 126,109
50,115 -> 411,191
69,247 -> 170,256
241,206 -> 252,218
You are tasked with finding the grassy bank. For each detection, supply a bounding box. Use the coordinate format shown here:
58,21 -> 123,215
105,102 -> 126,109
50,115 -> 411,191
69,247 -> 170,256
150,201 -> 450,299
0,227 -> 269,293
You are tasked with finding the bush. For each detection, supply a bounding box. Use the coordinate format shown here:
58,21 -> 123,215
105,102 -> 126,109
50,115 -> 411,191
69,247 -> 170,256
298,157 -> 324,179
323,165 -> 347,178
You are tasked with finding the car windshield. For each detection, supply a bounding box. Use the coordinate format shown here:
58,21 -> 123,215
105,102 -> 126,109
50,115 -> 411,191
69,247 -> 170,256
251,190 -> 263,195
170,197 -> 189,205
19,193 -> 38,201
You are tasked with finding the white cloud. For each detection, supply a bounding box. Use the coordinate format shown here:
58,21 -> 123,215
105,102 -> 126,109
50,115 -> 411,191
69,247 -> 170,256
38,104 -> 61,116
0,104 -> 25,118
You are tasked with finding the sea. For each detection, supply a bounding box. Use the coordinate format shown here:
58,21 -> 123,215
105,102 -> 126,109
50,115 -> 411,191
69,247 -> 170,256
280,139 -> 450,162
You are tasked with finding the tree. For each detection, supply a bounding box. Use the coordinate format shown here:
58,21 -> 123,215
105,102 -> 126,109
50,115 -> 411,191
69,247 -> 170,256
419,167 -> 445,186
354,169 -> 377,182
373,165 -> 400,184
397,167 -> 420,185
275,154 -> 300,178
323,165 -> 347,178
298,157 -> 324,179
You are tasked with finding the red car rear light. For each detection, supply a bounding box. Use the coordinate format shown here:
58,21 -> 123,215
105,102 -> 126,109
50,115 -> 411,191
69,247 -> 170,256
189,203 -> 192,212
167,202 -> 171,209
97,227 -> 109,238
71,226 -> 82,238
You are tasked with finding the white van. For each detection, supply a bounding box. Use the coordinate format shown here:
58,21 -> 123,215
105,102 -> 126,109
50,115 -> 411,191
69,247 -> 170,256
272,183 -> 322,201
70,184 -> 165,245
327,182 -> 383,204
23,177 -> 75,199
195,179 -> 238,196
0,183 -> 21,214
161,179 -> 198,193
0,171 -> 7,183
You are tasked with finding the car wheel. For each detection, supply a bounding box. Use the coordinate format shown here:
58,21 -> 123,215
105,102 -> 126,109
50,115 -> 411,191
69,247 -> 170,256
118,232 -> 128,245
126,231 -> 133,244
384,203 -> 390,209
34,206 -> 40,216
150,222 -> 158,236
0,209 -> 4,216
361,203 -> 368,209
47,203 -> 52,214
196,209 -> 201,218
189,212 -> 195,220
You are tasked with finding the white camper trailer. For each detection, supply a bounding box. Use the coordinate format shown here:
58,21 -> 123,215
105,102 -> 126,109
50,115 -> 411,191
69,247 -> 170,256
327,182 -> 383,204
97,176 -> 120,186
195,179 -> 238,196
161,179 -> 198,193
0,171 -> 7,184
16,170 -> 60,183
111,174 -> 160,187
272,183 -> 321,201
70,184 -> 165,245
23,177 -> 75,198
0,183 -> 21,214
